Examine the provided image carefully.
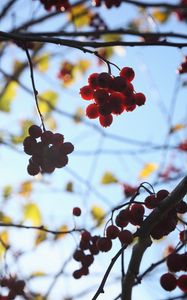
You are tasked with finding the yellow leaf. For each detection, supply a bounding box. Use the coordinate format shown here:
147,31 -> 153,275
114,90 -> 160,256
34,53 -> 50,73
91,205 -> 105,226
101,172 -> 118,184
54,225 -> 68,240
19,181 -> 32,197
23,203 -> 42,226
11,120 -> 33,144
0,231 -> 9,259
68,5 -> 92,28
152,9 -> 170,23
170,124 -> 186,134
77,60 -> 91,72
0,81 -> 18,112
139,163 -> 158,179
2,185 -> 12,199
35,230 -> 47,246
65,181 -> 74,192
73,107 -> 84,123
30,271 -> 46,278
39,90 -> 58,115
0,212 -> 12,223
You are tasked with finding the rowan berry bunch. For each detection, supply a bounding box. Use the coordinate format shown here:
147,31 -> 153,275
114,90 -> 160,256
178,56 -> 187,74
80,67 -> 146,127
23,125 -> 74,176
0,277 -> 25,299
39,0 -> 70,11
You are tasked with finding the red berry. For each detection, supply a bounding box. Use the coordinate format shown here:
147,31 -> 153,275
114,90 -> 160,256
86,103 -> 99,119
59,142 -> 74,154
97,72 -> 113,88
27,163 -> 40,176
109,92 -> 125,115
99,114 -> 113,127
73,269 -> 82,279
97,237 -> 112,252
129,204 -> 145,226
118,230 -> 133,245
93,89 -> 109,105
80,85 -> 94,100
112,76 -> 127,92
177,274 -> 187,292
144,194 -> 157,209
41,131 -> 53,145
166,253 -> 183,272
28,125 -> 42,138
134,93 -> 146,106
73,207 -> 81,216
156,189 -> 169,202
160,273 -> 177,291
52,133 -> 64,145
120,67 -> 135,82
88,73 -> 99,89
176,200 -> 187,213
106,225 -> 119,239
73,249 -> 84,261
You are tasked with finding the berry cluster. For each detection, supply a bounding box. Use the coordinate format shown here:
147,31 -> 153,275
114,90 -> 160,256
23,125 -> 74,176
0,277 -> 25,299
93,0 -> 122,9
178,56 -> 187,74
80,68 -> 146,127
160,248 -> 187,292
39,0 -> 70,11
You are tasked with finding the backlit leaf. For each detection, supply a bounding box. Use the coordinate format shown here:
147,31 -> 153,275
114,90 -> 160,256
35,230 -> 47,246
19,181 -> 32,197
0,212 -> 12,223
34,53 -> 50,73
0,81 -> 18,112
68,5 -> 92,28
77,60 -> 90,72
54,225 -> 68,240
101,172 -> 118,184
0,231 -> 9,259
39,90 -> 58,115
2,185 -> 12,200
23,203 -> 42,226
139,163 -> 158,179
65,181 -> 74,192
91,205 -> 105,226
11,120 -> 33,144
30,271 -> 46,278
152,9 -> 170,23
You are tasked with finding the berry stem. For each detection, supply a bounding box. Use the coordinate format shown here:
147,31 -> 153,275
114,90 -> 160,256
24,44 -> 46,132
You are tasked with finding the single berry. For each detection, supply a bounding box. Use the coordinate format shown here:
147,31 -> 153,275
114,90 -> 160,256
106,225 -> 119,239
28,125 -> 42,138
120,67 -> 135,82
97,237 -> 112,252
73,207 -> 81,216
177,274 -> 187,292
80,85 -> 94,100
99,114 -> 113,127
118,230 -> 133,245
160,273 -> 177,291
88,73 -> 99,89
86,103 -> 99,119
134,93 -> 146,106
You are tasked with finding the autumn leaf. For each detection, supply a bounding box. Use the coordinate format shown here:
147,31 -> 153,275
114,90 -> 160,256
101,172 -> 118,184
68,5 -> 92,28
35,230 -> 47,246
11,120 -> 33,144
0,231 -> 9,259
39,90 -> 58,115
139,163 -> 158,179
23,203 -> 42,226
54,225 -> 69,240
169,124 -> 186,134
19,181 -> 33,197
77,60 -> 91,72
30,271 -> 46,278
91,205 -> 105,226
65,181 -> 74,192
2,185 -> 12,200
0,211 -> 12,223
152,9 -> 170,23
34,53 -> 50,73
0,81 -> 18,112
